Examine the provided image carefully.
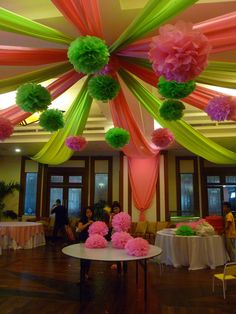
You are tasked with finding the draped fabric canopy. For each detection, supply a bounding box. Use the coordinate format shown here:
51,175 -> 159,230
0,0 -> 235,218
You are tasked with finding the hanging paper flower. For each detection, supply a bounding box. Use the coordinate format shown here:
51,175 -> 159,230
39,109 -> 64,132
151,128 -> 174,148
205,96 -> 235,121
125,237 -> 149,257
105,127 -> 130,149
88,75 -> 120,101
0,117 -> 14,141
16,83 -> 51,113
157,76 -> 196,99
149,21 -> 211,82
111,231 -> 133,249
65,135 -> 87,151
67,36 -> 109,74
112,212 -> 132,232
176,225 -> 195,236
159,100 -> 185,121
88,221 -> 108,236
85,234 -> 108,248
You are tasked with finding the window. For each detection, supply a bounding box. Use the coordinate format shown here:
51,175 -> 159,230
207,176 -> 220,184
51,175 -> 63,183
94,174 -> 108,203
180,174 -> 194,215
24,173 -> 37,215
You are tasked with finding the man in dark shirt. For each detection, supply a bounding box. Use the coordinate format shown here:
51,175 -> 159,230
51,199 -> 68,242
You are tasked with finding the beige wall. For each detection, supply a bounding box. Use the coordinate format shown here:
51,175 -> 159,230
0,156 -> 21,213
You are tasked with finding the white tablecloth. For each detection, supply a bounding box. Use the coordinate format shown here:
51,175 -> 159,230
155,229 -> 229,270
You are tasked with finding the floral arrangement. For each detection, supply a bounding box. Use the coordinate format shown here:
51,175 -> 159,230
151,128 -> 174,148
65,135 -> 87,151
105,127 -> 130,149
16,83 -> 51,113
149,21 -> 211,82
67,36 -> 109,74
0,117 -> 14,141
85,234 -> 108,248
176,219 -> 206,229
205,96 -> 236,121
39,109 -> 64,132
88,221 -> 108,236
111,231 -> 133,249
112,212 -> 131,232
125,237 -> 149,257
88,75 -> 120,101
195,221 -> 215,236
175,225 -> 195,236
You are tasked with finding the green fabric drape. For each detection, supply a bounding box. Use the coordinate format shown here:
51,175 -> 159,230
0,8 -> 72,44
32,78 -> 92,165
119,69 -> 236,164
0,62 -> 73,94
109,0 -> 197,53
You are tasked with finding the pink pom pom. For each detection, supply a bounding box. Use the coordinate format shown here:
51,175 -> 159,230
112,212 -> 131,232
205,96 -> 236,121
85,234 -> 108,248
111,231 -> 133,249
149,21 -> 211,82
151,128 -> 174,148
0,117 -> 14,141
65,135 -> 87,151
125,237 -> 149,257
88,221 -> 108,236
176,219 -> 206,229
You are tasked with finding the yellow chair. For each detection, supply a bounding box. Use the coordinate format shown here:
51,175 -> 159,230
212,262 -> 236,299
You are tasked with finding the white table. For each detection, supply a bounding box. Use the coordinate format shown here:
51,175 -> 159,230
155,229 -> 228,270
0,221 -> 45,250
62,243 -> 162,304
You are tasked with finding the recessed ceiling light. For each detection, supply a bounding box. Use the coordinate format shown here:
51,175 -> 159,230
15,148 -> 21,153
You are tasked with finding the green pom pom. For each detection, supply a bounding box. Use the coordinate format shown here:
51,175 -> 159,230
159,99 -> 185,121
39,109 -> 64,132
105,128 -> 130,149
67,36 -> 109,74
16,83 -> 51,113
88,75 -> 120,101
176,225 -> 195,236
158,77 -> 196,99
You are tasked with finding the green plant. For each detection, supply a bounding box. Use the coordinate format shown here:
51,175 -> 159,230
0,181 -> 20,218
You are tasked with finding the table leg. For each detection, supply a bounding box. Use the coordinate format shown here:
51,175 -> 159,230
136,260 -> 139,284
144,259 -> 147,306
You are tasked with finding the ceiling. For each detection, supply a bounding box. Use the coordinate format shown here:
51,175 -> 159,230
0,0 -> 236,157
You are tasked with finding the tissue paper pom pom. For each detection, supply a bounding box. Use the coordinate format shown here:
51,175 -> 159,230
151,128 -> 174,148
88,75 -> 120,101
0,117 -> 14,141
16,83 -> 51,113
205,96 -> 235,121
176,219 -> 206,229
39,109 -> 64,132
159,100 -> 185,121
88,221 -> 108,236
67,36 -> 109,74
157,76 -> 196,99
111,232 -> 133,249
112,212 -> 132,232
176,225 -> 195,236
105,127 -> 130,149
195,221 -> 215,236
65,136 -> 87,151
149,21 -> 211,82
125,237 -> 149,257
85,234 -> 108,248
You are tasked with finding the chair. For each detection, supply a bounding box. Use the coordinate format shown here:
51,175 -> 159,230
212,262 -> 236,299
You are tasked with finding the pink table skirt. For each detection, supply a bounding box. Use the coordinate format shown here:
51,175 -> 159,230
0,222 -> 45,248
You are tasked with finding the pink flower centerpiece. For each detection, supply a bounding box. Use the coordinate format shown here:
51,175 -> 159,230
88,221 -> 108,236
125,237 -> 149,257
112,212 -> 131,232
111,231 -> 133,249
85,234 -> 108,248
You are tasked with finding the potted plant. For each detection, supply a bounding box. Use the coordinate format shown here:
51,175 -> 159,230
0,181 -> 20,220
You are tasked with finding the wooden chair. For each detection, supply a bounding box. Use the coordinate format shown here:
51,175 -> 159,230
212,262 -> 236,299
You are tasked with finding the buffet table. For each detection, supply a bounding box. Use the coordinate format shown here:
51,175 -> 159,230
155,229 -> 228,270
0,221 -> 45,250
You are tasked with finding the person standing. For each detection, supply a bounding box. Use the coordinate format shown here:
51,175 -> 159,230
223,201 -> 236,261
51,199 -> 68,242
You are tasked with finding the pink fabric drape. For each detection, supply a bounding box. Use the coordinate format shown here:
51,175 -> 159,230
52,0 -> 104,38
117,12 -> 236,57
0,70 -> 83,125
0,46 -> 68,66
110,89 -> 160,220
